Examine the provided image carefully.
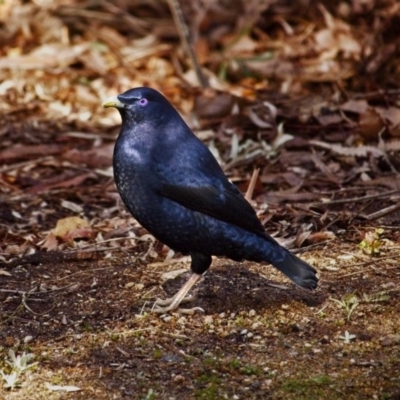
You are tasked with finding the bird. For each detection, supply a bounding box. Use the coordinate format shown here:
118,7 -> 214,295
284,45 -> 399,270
102,87 -> 318,313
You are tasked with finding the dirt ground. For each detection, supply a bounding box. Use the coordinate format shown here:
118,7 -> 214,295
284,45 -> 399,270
1,195 -> 400,399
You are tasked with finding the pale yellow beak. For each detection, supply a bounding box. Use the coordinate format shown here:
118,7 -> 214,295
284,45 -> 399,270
102,95 -> 124,108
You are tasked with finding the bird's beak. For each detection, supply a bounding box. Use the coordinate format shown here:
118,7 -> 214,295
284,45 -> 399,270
102,96 -> 124,109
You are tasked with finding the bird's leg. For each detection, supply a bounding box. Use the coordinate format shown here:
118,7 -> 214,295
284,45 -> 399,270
152,273 -> 203,313
152,253 -> 212,314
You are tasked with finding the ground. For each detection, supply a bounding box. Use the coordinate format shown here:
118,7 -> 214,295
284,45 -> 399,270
1,1 -> 400,399
1,203 -> 400,399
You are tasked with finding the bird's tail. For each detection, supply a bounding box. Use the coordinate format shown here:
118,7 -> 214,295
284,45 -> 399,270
272,250 -> 318,289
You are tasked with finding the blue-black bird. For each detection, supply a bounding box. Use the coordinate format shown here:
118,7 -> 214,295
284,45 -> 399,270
103,87 -> 318,313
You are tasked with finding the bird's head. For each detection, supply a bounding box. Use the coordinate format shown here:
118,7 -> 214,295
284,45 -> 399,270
102,87 -> 178,126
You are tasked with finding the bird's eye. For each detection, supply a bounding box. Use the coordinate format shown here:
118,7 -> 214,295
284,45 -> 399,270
138,98 -> 148,106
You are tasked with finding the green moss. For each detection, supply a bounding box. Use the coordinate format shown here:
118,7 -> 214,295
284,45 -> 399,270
152,348 -> 163,359
227,358 -> 241,370
240,364 -> 261,376
280,375 -> 334,399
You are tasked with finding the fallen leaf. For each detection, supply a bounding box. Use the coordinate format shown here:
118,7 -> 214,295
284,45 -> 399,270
0,144 -> 63,163
52,216 -> 95,242
161,268 -> 187,282
341,99 -> 369,114
359,108 -> 384,140
45,383 -> 81,392
41,232 -> 59,251
381,334 -> 400,347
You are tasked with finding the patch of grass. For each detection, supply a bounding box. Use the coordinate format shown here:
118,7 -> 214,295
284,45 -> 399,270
281,375 -> 333,400
152,348 -> 163,359
280,375 -> 333,398
202,357 -> 219,368
240,364 -> 261,376
196,372 -> 221,385
142,388 -> 157,400
227,358 -> 241,370
51,374 -> 64,385
194,383 -> 220,400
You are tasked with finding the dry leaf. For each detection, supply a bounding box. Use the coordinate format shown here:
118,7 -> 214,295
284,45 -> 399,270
359,108 -> 384,140
41,232 -> 59,251
52,216 -> 95,242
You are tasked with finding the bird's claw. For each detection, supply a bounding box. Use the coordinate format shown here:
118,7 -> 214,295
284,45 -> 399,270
154,294 -> 196,307
151,294 -> 200,314
153,305 -> 204,315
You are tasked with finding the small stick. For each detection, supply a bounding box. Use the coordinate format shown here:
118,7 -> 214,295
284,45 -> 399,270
245,168 -> 260,201
362,203 -> 400,221
167,0 -> 208,88
310,189 -> 400,207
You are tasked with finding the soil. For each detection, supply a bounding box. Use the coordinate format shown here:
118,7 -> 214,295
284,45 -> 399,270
1,224 -> 400,399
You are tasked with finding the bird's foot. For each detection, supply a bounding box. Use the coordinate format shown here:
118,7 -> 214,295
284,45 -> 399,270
154,294 -> 196,307
152,304 -> 204,315
152,294 -> 203,314
150,272 -> 203,314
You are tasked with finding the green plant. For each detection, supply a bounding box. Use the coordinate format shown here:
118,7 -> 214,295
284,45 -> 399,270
1,349 -> 38,389
359,228 -> 384,255
330,293 -> 360,321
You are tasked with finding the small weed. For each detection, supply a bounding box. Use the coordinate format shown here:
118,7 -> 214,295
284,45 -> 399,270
281,374 -> 333,397
311,375 -> 332,385
1,349 -> 38,389
152,348 -> 163,359
240,364 -> 261,376
359,228 -> 384,255
81,321 -> 93,331
1,371 -> 19,389
195,384 -> 219,400
339,331 -> 356,344
227,359 -> 241,370
203,357 -> 218,368
196,372 -> 221,385
51,374 -> 64,385
330,293 -> 360,321
110,334 -> 119,341
362,291 -> 390,303
142,388 -> 157,400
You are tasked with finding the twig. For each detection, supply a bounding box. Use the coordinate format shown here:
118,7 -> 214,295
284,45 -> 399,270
361,203 -> 400,221
21,289 -> 55,316
378,128 -> 399,174
353,88 -> 400,100
310,189 -> 400,207
245,168 -> 260,201
2,247 -> 121,270
167,0 -> 208,88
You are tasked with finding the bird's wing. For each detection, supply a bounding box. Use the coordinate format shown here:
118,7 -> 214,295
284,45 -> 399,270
159,181 -> 274,240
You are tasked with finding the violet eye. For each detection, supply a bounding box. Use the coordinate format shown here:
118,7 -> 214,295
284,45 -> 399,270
139,98 -> 148,106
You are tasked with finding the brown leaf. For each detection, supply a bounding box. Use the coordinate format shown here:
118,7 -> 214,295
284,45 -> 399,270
53,216 -> 95,242
341,99 -> 369,114
375,107 -> 400,137
193,90 -> 235,119
359,108 -> 385,140
27,173 -> 94,194
41,232 -> 59,251
62,145 -> 113,168
0,43 -> 89,70
0,144 -> 64,163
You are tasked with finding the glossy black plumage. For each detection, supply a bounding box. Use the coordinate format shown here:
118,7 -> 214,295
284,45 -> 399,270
104,87 -> 318,310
